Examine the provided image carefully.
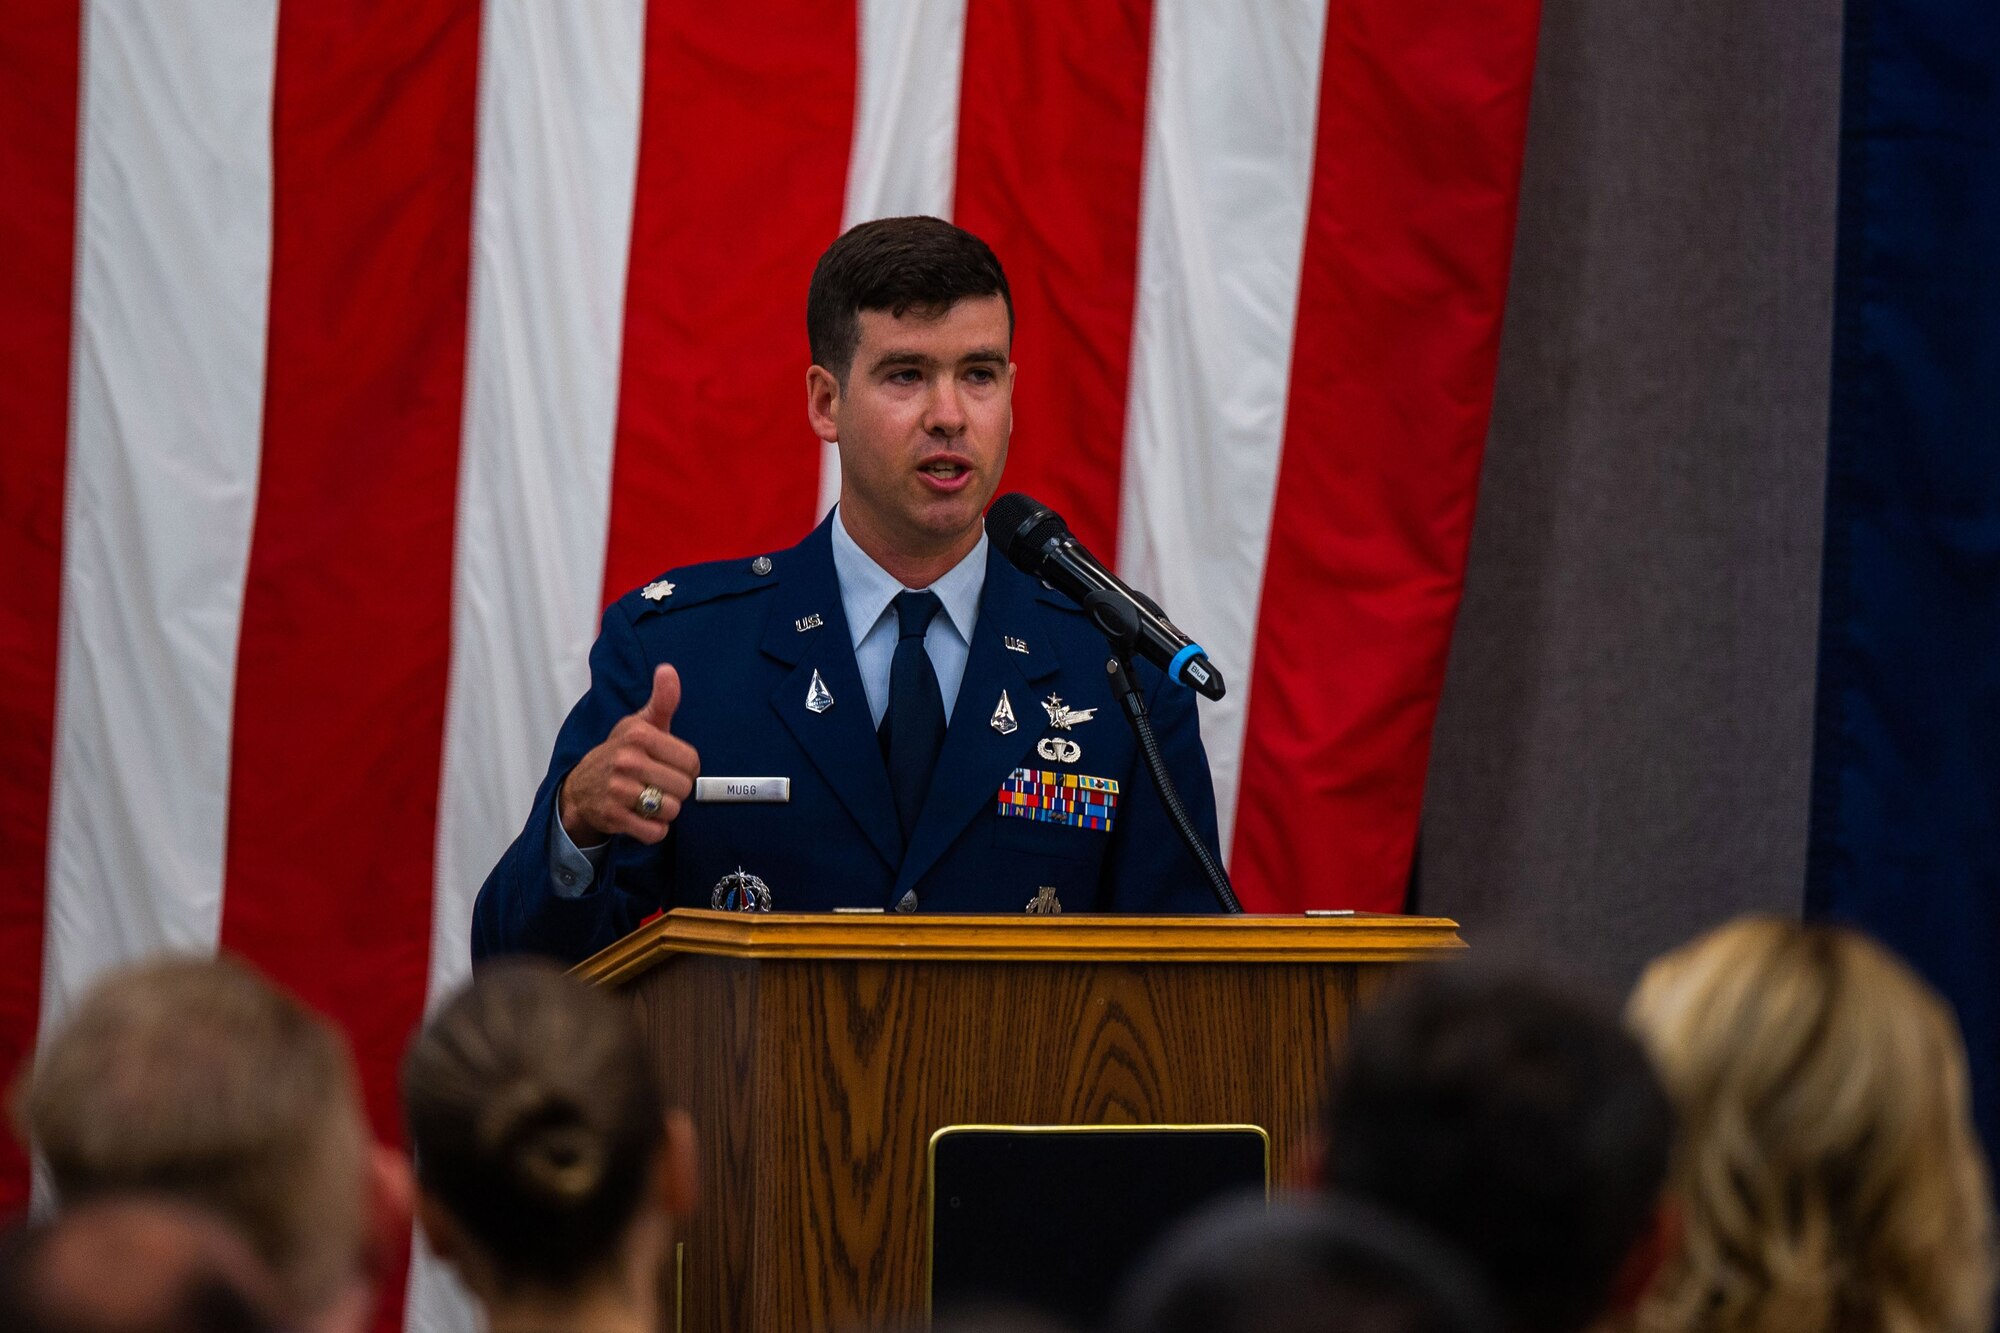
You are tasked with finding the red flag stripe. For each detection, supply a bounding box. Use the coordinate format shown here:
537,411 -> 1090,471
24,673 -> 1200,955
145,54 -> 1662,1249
220,1 -> 483,1319
0,1 -> 81,1214
600,1 -> 858,600
1231,0 -> 1541,910
953,0 -> 1154,559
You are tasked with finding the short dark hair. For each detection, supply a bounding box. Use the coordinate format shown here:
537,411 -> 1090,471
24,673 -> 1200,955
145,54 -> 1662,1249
1318,965 -> 1673,1333
1112,1194 -> 1501,1333
807,215 -> 1013,380
402,960 -> 664,1292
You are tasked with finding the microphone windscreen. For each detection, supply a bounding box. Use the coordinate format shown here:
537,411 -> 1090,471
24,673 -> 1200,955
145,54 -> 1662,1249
985,493 -> 1066,566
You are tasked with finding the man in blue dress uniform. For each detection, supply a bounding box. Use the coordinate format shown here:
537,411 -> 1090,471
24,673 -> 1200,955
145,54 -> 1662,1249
474,217 -> 1222,963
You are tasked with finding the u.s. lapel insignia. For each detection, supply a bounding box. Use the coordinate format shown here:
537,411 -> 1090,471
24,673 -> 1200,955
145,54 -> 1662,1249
805,669 -> 834,714
990,689 -> 1018,735
1003,636 -> 1029,654
1038,736 -> 1081,764
641,579 -> 675,601
795,613 -> 823,632
1026,885 -> 1061,914
1042,694 -> 1097,730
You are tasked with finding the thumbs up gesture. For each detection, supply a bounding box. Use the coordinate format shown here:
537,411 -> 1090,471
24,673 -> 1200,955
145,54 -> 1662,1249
559,664 -> 702,846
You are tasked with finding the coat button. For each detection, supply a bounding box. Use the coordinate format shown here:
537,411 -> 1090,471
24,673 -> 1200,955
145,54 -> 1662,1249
895,890 -> 919,913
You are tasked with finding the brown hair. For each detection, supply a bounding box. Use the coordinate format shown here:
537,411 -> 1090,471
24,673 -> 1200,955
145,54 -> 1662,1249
806,215 -> 1012,381
402,959 -> 663,1292
1629,917 -> 1997,1333
16,956 -> 369,1318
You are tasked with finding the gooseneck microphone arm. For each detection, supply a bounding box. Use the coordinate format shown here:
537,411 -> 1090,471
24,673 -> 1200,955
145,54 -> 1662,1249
1087,592 -> 1242,914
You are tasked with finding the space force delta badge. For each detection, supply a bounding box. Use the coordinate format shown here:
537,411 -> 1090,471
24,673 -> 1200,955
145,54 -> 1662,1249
996,768 -> 1119,832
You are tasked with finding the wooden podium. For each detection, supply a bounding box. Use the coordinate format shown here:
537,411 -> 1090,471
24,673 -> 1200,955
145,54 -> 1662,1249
575,909 -> 1465,1332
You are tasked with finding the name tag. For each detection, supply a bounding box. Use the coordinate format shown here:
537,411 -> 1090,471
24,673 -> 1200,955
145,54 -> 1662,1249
694,777 -> 790,804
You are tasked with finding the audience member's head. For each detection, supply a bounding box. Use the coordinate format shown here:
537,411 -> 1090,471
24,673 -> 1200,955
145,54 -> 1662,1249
1315,963 -> 1675,1333
1111,1193 -> 1501,1333
0,1196 -> 285,1333
16,956 -> 404,1332
402,959 -> 695,1327
1628,916 -> 1997,1333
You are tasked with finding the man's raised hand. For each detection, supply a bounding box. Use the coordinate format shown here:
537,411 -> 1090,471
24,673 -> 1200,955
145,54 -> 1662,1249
558,664 -> 701,846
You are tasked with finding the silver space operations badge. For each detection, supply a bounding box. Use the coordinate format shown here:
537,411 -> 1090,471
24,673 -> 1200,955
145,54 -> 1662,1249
805,669 -> 834,713
711,867 -> 774,912
990,689 -> 1018,735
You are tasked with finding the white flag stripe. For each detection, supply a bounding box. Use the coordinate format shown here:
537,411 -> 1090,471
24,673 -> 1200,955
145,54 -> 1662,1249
411,0 -> 646,1324
816,0 -> 972,518
1117,0 -> 1329,857
39,0 -> 279,1047
840,0 -> 967,225
425,0 -> 647,1031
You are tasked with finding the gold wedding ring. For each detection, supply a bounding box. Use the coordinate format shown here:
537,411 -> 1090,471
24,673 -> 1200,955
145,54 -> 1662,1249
635,784 -> 665,819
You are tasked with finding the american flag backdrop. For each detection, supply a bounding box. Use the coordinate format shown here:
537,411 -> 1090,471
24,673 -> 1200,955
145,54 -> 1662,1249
0,1 -> 1540,1326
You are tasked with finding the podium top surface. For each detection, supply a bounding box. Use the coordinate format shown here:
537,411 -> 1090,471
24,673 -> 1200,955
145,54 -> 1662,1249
574,908 -> 1465,988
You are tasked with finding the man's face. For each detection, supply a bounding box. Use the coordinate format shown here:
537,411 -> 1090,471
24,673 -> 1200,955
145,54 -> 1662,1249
809,294 -> 1013,562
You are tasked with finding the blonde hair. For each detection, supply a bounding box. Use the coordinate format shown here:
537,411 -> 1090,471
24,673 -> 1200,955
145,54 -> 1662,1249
17,955 -> 370,1317
1628,917 -> 1996,1333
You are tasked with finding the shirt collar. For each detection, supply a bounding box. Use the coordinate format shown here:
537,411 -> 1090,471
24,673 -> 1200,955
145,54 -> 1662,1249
829,506 -> 987,646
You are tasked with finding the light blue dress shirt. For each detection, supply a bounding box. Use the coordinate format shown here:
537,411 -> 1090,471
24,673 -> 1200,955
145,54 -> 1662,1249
827,507 -> 986,728
550,508 -> 987,896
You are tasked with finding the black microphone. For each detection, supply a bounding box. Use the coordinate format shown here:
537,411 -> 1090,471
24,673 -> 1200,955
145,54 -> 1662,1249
986,493 -> 1226,701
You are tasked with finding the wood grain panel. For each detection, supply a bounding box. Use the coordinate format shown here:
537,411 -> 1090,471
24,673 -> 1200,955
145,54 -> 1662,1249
609,917 -> 1461,1331
630,955 -> 763,1329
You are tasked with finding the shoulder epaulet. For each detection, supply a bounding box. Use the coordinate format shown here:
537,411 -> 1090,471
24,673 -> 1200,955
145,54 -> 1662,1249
619,550 -> 783,621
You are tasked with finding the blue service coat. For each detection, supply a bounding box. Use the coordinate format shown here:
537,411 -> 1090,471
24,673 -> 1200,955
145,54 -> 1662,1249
472,516 -> 1224,962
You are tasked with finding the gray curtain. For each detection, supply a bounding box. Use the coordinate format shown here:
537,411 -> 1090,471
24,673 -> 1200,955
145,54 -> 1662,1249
1415,0 -> 1843,989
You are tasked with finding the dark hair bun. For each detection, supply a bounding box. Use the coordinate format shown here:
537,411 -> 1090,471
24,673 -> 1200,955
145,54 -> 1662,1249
404,959 -> 662,1287
477,1082 -> 606,1206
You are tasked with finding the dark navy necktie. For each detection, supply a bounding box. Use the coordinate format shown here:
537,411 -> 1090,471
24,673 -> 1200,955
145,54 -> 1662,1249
879,589 -> 946,843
